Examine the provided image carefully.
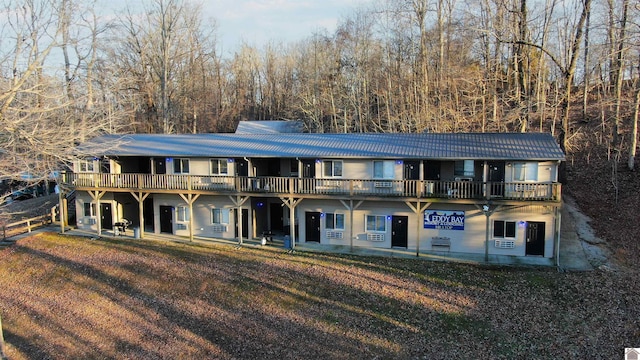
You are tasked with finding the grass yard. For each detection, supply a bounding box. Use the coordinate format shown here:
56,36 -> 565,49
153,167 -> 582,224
0,232 -> 638,359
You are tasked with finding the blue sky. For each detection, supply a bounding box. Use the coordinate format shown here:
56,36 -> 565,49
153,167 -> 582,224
99,0 -> 371,52
209,0 -> 370,49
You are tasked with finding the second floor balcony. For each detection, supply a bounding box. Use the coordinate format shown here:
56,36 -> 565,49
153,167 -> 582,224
60,172 -> 562,202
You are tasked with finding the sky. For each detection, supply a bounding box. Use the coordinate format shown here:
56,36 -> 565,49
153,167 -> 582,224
208,0 -> 370,50
100,0 -> 372,53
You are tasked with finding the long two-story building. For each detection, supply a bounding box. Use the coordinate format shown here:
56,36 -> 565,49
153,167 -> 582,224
60,131 -> 564,260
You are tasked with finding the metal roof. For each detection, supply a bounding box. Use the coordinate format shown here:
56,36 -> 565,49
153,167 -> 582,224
235,120 -> 304,134
75,132 -> 565,161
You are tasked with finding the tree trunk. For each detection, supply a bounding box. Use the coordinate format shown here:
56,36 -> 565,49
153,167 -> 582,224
629,85 -> 639,170
612,0 -> 629,149
582,1 -> 591,120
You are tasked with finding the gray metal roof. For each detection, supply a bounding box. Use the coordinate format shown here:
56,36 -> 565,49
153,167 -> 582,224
75,132 -> 565,161
235,120 -> 304,134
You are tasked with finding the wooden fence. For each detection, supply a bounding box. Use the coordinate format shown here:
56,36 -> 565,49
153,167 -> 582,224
1,207 -> 57,241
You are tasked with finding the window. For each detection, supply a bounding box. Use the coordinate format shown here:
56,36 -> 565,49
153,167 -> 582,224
366,215 -> 387,232
454,160 -> 474,177
513,162 -> 538,181
177,206 -> 190,222
323,160 -> 342,177
325,213 -> 345,230
212,208 -> 230,224
373,160 -> 394,179
493,220 -> 516,238
83,202 -> 96,216
79,160 -> 95,173
211,159 -> 228,175
173,158 -> 190,174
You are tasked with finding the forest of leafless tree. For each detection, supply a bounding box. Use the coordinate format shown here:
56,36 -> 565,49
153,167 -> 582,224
1,0 -> 639,182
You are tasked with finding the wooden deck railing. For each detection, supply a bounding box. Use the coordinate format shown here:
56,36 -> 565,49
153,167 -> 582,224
60,173 -> 561,201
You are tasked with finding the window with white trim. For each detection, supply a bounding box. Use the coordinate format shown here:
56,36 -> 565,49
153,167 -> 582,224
493,220 -> 516,238
373,160 -> 394,179
177,206 -> 190,222
212,208 -> 230,224
322,160 -> 343,177
78,160 -> 95,173
83,202 -> 96,216
512,162 -> 538,181
173,158 -> 190,174
211,159 -> 228,175
454,160 -> 474,177
366,215 -> 387,232
325,213 -> 345,230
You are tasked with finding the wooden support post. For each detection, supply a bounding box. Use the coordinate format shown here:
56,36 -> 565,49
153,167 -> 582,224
89,190 -> 106,236
405,201 -> 431,257
230,196 -> 249,246
179,193 -> 200,242
130,192 -> 150,239
58,189 -> 65,233
340,199 -> 362,252
281,197 -> 301,250
485,212 -> 490,263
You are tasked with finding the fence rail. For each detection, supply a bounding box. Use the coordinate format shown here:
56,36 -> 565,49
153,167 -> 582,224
2,209 -> 56,241
60,173 -> 561,202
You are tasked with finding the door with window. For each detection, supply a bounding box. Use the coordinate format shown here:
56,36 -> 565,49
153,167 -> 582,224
301,160 -> 316,193
525,221 -> 545,256
305,212 -> 321,242
100,203 -> 113,230
488,161 -> 505,197
154,158 -> 166,174
404,161 -> 419,195
391,216 -> 408,248
160,205 -> 173,234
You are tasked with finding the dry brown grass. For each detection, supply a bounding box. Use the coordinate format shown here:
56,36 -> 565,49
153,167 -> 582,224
0,232 -> 638,359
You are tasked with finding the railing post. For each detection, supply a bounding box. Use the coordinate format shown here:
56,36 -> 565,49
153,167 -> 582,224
485,182 -> 490,200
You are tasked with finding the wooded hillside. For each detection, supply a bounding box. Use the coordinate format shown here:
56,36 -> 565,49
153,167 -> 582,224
0,0 -> 638,263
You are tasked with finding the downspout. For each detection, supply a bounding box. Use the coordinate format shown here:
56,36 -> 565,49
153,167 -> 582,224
244,157 -> 251,175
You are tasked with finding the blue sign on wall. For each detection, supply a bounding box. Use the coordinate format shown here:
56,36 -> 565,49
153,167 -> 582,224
424,210 -> 465,230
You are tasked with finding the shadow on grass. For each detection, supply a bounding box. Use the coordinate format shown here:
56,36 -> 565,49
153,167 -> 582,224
5,236 -> 442,358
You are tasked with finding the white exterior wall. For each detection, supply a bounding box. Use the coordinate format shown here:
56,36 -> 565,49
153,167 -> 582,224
75,192 -> 119,232
296,200 -> 556,258
166,157 -> 235,176
153,194 -> 248,239
317,159 -> 403,179
72,158 -> 558,259
504,161 -> 557,183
